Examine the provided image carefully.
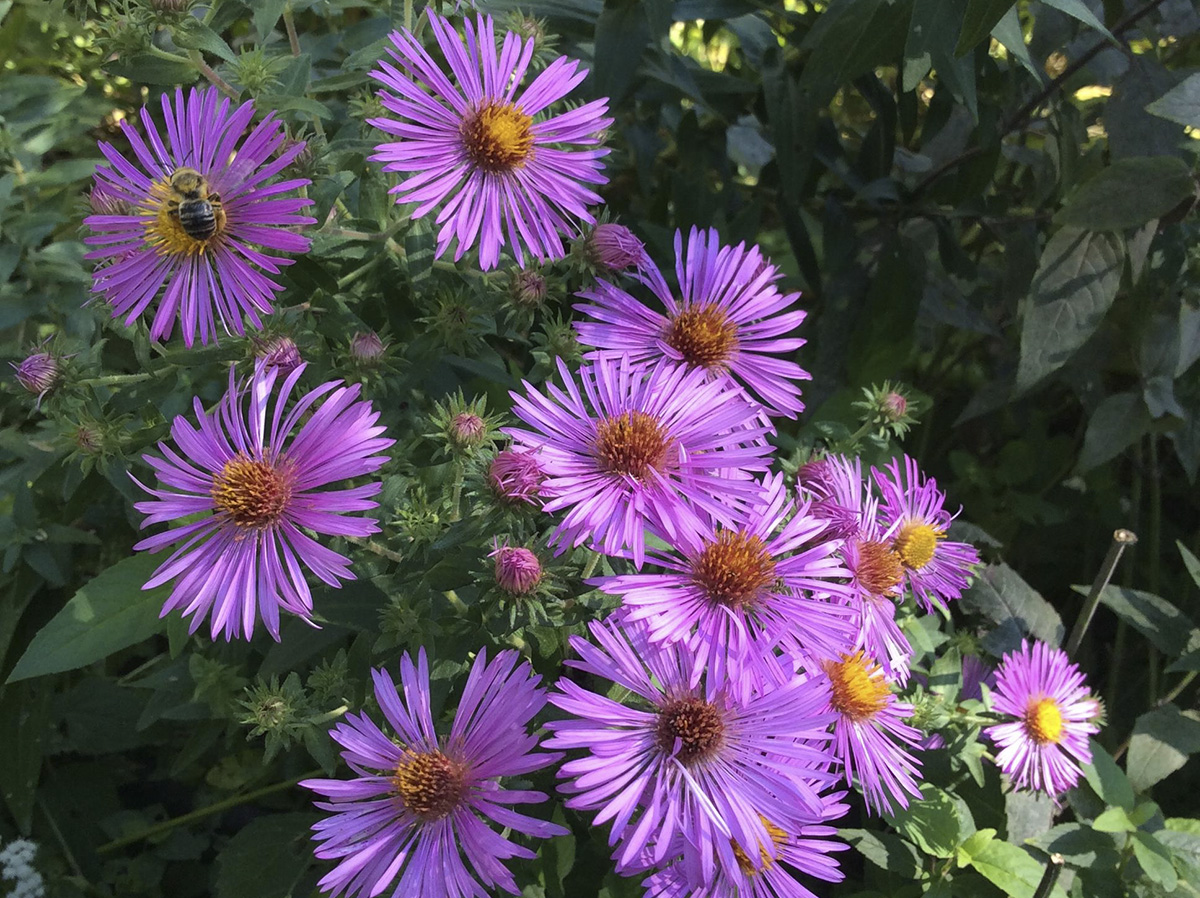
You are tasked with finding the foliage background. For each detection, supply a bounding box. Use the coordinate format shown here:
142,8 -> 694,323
0,0 -> 1198,896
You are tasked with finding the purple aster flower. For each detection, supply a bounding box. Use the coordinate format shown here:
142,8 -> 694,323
574,227 -> 810,417
961,653 -> 994,702
873,455 -> 980,613
349,330 -> 387,364
583,222 -> 647,271
804,455 -> 912,683
594,472 -> 855,684
132,360 -> 394,640
505,356 -> 773,566
487,448 -> 546,506
84,87 -> 314,346
253,334 -> 303,372
546,619 -> 838,881
641,792 -> 849,898
983,640 -> 1100,797
11,349 -> 62,406
369,11 -> 612,270
302,649 -> 567,898
822,651 -> 923,816
491,539 -> 542,594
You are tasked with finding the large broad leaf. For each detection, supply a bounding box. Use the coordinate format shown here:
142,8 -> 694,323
885,783 -> 963,859
958,829 -> 1069,898
7,553 -> 170,683
1005,789 -> 1054,844
1127,704 -> 1200,792
215,813 -> 317,898
960,563 -> 1065,654
1083,740 -> 1135,811
1056,157 -> 1194,231
1147,72 -> 1200,128
843,828 -> 923,878
0,680 -> 52,831
955,0 -> 1014,55
1076,392 -> 1151,473
1029,823 -> 1121,868
797,0 -> 912,107
1016,228 -> 1123,393
1086,584 -> 1198,657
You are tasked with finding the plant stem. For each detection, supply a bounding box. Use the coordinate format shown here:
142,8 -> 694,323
283,4 -> 302,57
1032,853 -> 1065,898
97,770 -> 320,854
581,551 -> 600,579
79,372 -> 155,387
1065,528 -> 1138,657
187,49 -> 238,99
1147,435 -> 1163,701
344,535 -> 403,562
404,0 -> 414,32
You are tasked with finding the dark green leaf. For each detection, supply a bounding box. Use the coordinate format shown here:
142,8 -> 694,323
1127,704 -> 1200,791
885,783 -> 962,858
797,0 -> 912,107
1088,584 -> 1198,657
1076,392 -> 1151,473
591,4 -> 651,105
215,813 -> 317,898
7,553 -> 170,683
1131,831 -> 1177,890
903,0 -> 962,91
1056,157 -> 1194,231
960,563 -> 1065,653
173,20 -> 237,64
1180,541 -> 1200,591
1039,0 -> 1115,42
1083,740 -> 1135,811
960,829 -> 1069,898
253,0 -> 290,42
104,53 -> 198,86
1016,228 -> 1123,393
1146,72 -> 1200,128
844,828 -> 923,878
1028,823 -> 1120,867
0,680 -> 52,831
956,0 -> 1014,55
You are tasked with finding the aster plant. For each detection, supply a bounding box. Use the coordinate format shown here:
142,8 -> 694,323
302,649 -> 566,898
369,11 -> 612,270
132,361 -> 394,640
84,86 -> 315,346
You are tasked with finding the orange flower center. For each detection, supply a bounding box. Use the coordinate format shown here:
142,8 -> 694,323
824,652 -> 890,722
1024,697 -> 1064,745
210,454 -> 293,529
594,410 -> 671,480
655,697 -> 725,765
691,530 -> 777,608
893,521 -> 944,570
392,750 -> 468,819
855,539 -> 904,596
460,101 -> 534,173
732,817 -> 788,876
663,304 -> 739,369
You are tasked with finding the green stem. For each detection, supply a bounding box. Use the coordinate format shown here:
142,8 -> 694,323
79,372 -> 155,387
283,4 -> 301,57
38,795 -> 85,881
449,462 -> 464,522
1148,435 -> 1163,702
309,704 -> 349,726
97,770 -> 320,854
404,0 -> 414,32
344,535 -> 403,563
581,551 -> 600,579
443,590 -> 468,614
1032,853 -> 1065,898
187,49 -> 238,99
1064,528 -> 1138,657
145,44 -> 191,65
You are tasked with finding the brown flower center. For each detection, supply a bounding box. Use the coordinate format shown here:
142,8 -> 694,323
824,652 -> 890,722
893,521 -> 943,570
1023,697 -> 1064,745
210,454 -> 293,529
691,531 -> 777,608
655,697 -> 725,765
392,750 -> 468,819
594,410 -> 670,480
663,304 -> 739,369
855,539 -> 904,596
460,101 -> 534,173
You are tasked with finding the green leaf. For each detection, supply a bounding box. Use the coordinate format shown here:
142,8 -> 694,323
959,563 -> 1065,654
0,680 -> 52,831
1076,392 -> 1152,473
1016,228 -> 1124,393
1158,825 -> 1200,884
1131,831 -> 1178,890
592,3 -> 651,105
1005,789 -> 1054,844
1146,72 -> 1200,128
1088,584 -> 1199,657
885,783 -> 963,859
215,813 -> 316,898
1039,0 -> 1115,43
1180,541 -> 1200,590
991,6 -> 1038,77
1029,823 -> 1120,867
104,53 -> 198,86
797,0 -> 911,107
1127,704 -> 1200,791
1056,157 -> 1194,231
956,0 -> 1014,55
253,0 -> 290,42
965,835 -> 1069,898
843,828 -> 923,878
1092,806 -> 1138,833
173,20 -> 237,64
1083,740 -> 1135,811
6,553 -> 170,683
903,0 -> 962,91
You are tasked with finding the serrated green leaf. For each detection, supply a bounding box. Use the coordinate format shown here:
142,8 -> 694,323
1056,157 -> 1194,231
1016,228 -> 1123,393
1127,704 -> 1200,791
7,553 -> 170,683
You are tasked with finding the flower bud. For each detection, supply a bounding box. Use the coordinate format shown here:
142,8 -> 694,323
350,330 -> 386,364
449,412 -> 486,448
12,352 -> 61,404
509,269 -> 547,308
487,449 -> 545,506
254,334 -> 302,372
491,542 -> 542,595
882,391 -> 908,422
585,223 -> 646,271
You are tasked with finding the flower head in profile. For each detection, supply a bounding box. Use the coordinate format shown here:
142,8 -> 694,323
574,228 -> 810,417
594,472 -> 855,683
487,448 -> 546,506
11,348 -> 63,406
85,87 -> 314,346
491,539 -> 542,595
822,651 -> 923,816
369,11 -> 611,270
132,361 -> 394,640
546,619 -> 838,881
505,356 -> 773,566
873,455 -> 980,613
984,640 -> 1099,797
302,650 -> 566,898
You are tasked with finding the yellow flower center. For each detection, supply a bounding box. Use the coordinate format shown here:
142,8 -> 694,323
824,652 -> 890,722
392,750 -> 468,819
732,817 -> 788,876
594,410 -> 671,480
210,454 -> 293,530
691,530 -> 777,608
460,101 -> 534,173
143,168 -> 227,257
655,697 -> 725,765
855,539 -> 904,596
893,521 -> 944,570
663,304 -> 739,369
1024,697 -> 1064,745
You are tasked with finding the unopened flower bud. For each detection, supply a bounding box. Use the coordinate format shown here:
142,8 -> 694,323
882,391 -> 908,422
491,542 -> 542,595
585,223 -> 646,271
350,331 -> 386,364
73,423 -> 103,455
254,334 -> 302,372
12,352 -> 61,404
450,412 -> 486,448
151,0 -> 191,11
487,449 -> 545,506
509,269 -> 547,307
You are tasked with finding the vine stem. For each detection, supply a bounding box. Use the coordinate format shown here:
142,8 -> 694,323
96,770 -> 321,854
1065,529 -> 1138,657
